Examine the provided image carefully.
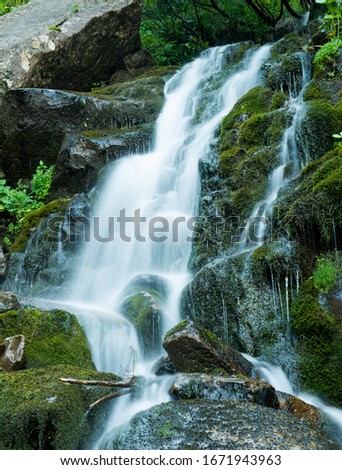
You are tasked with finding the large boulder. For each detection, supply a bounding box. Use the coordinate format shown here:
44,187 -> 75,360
0,308 -> 94,369
0,365 -> 121,449
0,0 -> 142,94
163,320 -> 253,377
0,334 -> 26,371
106,400 -> 336,450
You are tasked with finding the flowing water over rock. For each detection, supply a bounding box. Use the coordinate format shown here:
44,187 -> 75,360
45,44 -> 271,448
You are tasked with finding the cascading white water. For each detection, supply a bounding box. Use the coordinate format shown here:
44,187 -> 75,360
239,52 -> 310,251
244,354 -> 342,447
53,44 -> 272,448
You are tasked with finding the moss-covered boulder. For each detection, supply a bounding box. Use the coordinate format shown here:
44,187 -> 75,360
0,308 -> 93,370
163,320 -> 253,377
0,365 -> 121,449
120,275 -> 167,359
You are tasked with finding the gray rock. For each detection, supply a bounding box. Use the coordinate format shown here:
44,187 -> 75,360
0,0 -> 142,94
2,87 -> 160,184
0,334 -> 26,371
151,356 -> 178,376
0,291 -> 21,313
51,125 -> 154,198
163,320 -> 253,377
170,373 -> 279,409
106,400 -> 336,450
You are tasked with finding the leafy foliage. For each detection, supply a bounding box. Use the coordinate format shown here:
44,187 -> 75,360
0,0 -> 28,15
313,37 -> 342,72
0,161 -> 54,237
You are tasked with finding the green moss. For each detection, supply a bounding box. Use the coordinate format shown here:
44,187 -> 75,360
0,308 -> 93,370
303,80 -> 333,102
274,146 -> 342,250
156,421 -> 174,439
10,199 -> 69,253
290,280 -> 342,406
90,76 -> 165,103
164,320 -> 188,340
270,91 -> 287,110
313,256 -> 339,294
0,365 -> 120,449
220,86 -> 274,137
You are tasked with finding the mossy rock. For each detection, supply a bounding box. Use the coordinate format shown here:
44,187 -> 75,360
10,199 -> 70,254
89,76 -> 165,104
0,308 -> 94,370
0,365 -> 121,449
290,280 -> 342,407
274,146 -> 342,250
301,100 -> 342,161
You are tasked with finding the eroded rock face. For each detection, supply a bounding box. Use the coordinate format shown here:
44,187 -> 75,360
0,0 -> 142,94
163,320 -> 253,377
0,334 -> 26,371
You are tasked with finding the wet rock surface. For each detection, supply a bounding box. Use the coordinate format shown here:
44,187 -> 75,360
170,373 -> 279,409
0,291 -> 21,313
109,400 -> 336,450
163,320 -> 253,377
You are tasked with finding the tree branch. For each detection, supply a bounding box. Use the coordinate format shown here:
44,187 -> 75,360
89,390 -> 132,410
59,377 -> 135,388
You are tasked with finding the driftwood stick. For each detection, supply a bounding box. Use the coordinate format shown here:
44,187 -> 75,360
89,389 -> 132,410
59,377 -> 135,388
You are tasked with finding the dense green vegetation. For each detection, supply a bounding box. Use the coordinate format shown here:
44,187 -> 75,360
140,1 -> 314,65
0,0 -> 28,15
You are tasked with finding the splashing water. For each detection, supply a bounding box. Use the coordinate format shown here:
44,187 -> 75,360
244,353 -> 342,447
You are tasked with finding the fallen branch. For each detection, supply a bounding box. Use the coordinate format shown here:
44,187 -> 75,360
59,377 -> 135,388
89,389 -> 132,410
59,376 -> 137,410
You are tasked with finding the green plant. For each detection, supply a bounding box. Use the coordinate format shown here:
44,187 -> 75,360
0,0 -> 29,16
312,256 -> 338,292
333,131 -> 342,138
316,0 -> 342,38
0,161 -> 54,236
73,3 -> 79,14
313,37 -> 342,71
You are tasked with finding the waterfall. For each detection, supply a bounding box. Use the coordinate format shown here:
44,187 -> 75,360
46,44 -> 271,448
239,52 -> 311,252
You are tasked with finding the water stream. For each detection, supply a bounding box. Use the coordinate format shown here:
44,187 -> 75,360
51,44 -> 272,448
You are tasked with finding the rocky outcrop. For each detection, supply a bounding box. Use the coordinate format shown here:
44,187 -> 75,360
163,320 -> 253,377
109,400 -> 336,450
2,85 -> 162,185
0,291 -> 21,313
0,334 -> 26,371
0,0 -> 142,95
